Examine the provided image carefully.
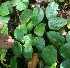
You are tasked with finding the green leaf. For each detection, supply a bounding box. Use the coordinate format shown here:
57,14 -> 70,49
0,49 -> 7,60
0,16 -> 10,23
0,4 -> 9,16
27,21 -> 34,32
47,31 -> 65,47
22,0 -> 29,6
67,19 -> 70,29
21,9 -> 32,23
16,1 -> 27,11
60,43 -> 70,59
34,37 -> 45,51
14,24 -> 27,41
60,59 -> 70,68
1,23 -> 8,35
59,0 -> 65,2
34,23 -> 46,36
48,17 -> 67,30
42,45 -> 57,65
12,41 -> 22,57
31,7 -> 44,26
22,44 -> 33,60
66,31 -> 70,43
10,56 -> 17,68
11,0 -> 20,7
3,1 -> 13,13
46,2 -> 59,19
38,60 -> 43,68
22,34 -> 34,46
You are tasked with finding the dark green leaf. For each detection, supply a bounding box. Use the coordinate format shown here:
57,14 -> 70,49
14,24 -> 27,41
22,44 -> 33,60
66,31 -> 70,43
42,45 -> 57,65
60,43 -> 70,59
47,31 -> 65,47
10,56 -> 17,68
31,7 -> 44,26
34,37 -> 45,51
12,41 -> 22,57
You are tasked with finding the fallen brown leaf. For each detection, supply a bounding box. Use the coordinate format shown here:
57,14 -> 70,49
28,53 -> 39,68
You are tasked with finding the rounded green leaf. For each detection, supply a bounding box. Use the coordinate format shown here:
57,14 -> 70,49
34,23 -> 46,36
34,37 -> 45,51
60,43 -> 70,59
42,45 -> 57,65
48,17 -> 67,30
12,41 -> 22,57
47,31 -> 65,47
31,7 -> 44,26
22,44 -> 33,60
21,9 -> 32,23
46,2 -> 59,19
16,1 -> 27,11
22,34 -> 34,46
3,1 -> 13,13
60,59 -> 70,68
14,24 -> 27,41
0,16 -> 10,23
0,4 -> 9,16
66,31 -> 70,43
10,56 -> 17,68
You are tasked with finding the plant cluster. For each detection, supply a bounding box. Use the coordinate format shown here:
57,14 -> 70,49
0,0 -> 70,68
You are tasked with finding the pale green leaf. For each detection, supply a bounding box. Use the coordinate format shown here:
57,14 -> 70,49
0,16 -> 10,23
46,2 -> 59,19
34,23 -> 46,36
16,1 -> 27,11
60,59 -> 70,68
0,4 -> 9,16
1,23 -> 8,35
22,34 -> 34,46
48,17 -> 67,30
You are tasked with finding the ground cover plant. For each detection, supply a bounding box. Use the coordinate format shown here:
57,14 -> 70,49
0,0 -> 70,68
